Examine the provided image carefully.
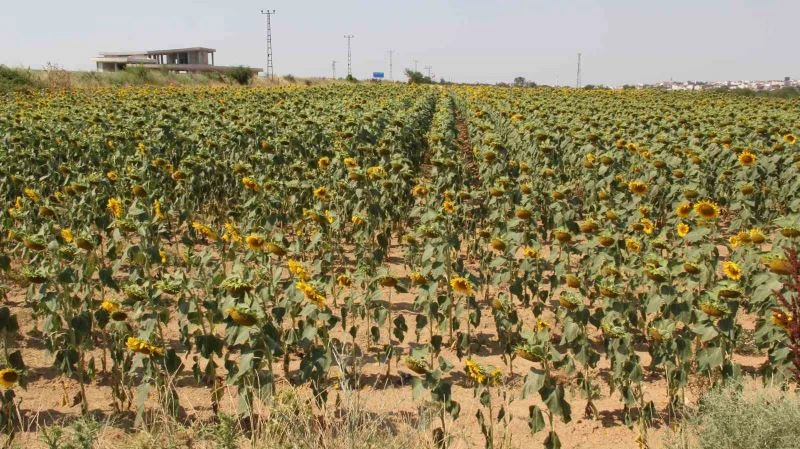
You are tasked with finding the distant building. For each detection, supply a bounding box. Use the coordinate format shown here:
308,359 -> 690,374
94,47 -> 261,74
786,77 -> 792,87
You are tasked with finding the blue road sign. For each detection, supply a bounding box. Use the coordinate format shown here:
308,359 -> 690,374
372,72 -> 385,79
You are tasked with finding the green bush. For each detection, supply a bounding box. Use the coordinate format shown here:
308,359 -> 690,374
0,65 -> 39,91
226,66 -> 255,85
665,382 -> 800,449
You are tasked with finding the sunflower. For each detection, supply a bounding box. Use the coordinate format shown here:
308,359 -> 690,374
343,157 -> 358,168
296,281 -> 326,308
722,261 -> 742,281
222,222 -> 243,244
737,150 -> 756,167
694,200 -> 720,220
317,156 -> 331,170
409,272 -> 427,286
245,234 -> 265,251
366,166 -> 387,179
749,228 -> 766,244
450,276 -> 474,296
351,214 -> 365,225
625,238 -> 641,253
677,223 -> 690,238
23,187 -> 39,203
0,369 -> 19,388
313,186 -> 330,201
125,337 -> 164,357
411,185 -> 429,197
490,238 -> 506,251
60,228 -> 74,243
784,134 -> 797,145
100,300 -> 119,313
107,197 -> 123,218
442,200 -> 455,214
242,176 -> 259,190
153,200 -> 165,221
628,180 -> 648,196
522,246 -> 539,259
192,222 -> 218,241
106,171 -> 119,182
227,307 -> 258,326
676,202 -> 692,218
641,218 -> 655,235
287,259 -> 310,280
336,274 -> 352,287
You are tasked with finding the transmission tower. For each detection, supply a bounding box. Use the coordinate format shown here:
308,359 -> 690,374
260,9 -> 276,79
331,60 -> 337,79
388,50 -> 393,81
413,59 -> 418,72
424,65 -> 432,79
576,53 -> 582,88
344,35 -> 354,77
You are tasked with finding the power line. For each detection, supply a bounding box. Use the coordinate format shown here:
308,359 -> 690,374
260,9 -> 276,80
576,52 -> 582,88
331,60 -> 336,79
344,34 -> 354,77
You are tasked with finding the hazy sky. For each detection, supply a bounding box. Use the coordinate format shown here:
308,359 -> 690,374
2,0 -> 798,86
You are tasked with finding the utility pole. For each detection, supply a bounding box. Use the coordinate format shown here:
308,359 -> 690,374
331,60 -> 337,79
388,50 -> 393,81
260,9 -> 276,79
424,65 -> 432,79
344,34 -> 354,77
414,59 -> 418,72
576,53 -> 582,88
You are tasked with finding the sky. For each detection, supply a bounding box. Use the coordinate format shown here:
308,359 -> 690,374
2,0 -> 798,86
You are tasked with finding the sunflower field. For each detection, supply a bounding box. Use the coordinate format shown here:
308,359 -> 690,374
1,83 -> 800,448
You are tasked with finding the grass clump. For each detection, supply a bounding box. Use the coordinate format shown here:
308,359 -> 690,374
666,381 -> 800,449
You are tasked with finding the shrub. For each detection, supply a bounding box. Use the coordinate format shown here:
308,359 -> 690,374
226,66 -> 254,85
283,74 -> 296,83
665,382 -> 800,449
0,65 -> 39,91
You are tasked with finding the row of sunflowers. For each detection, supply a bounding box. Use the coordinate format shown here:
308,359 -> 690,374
1,84 -> 799,448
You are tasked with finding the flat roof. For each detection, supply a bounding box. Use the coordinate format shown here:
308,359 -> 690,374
128,63 -> 261,73
146,47 -> 216,55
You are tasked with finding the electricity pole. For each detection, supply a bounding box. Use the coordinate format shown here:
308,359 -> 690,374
344,34 -> 354,77
260,9 -> 276,79
424,65 -> 432,79
414,59 -> 418,72
576,53 -> 582,88
331,60 -> 337,79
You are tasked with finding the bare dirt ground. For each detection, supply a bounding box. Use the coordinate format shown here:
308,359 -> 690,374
3,244 -> 766,449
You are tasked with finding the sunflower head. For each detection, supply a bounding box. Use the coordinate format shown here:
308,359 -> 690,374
0,368 -> 19,388
677,223 -> 690,238
737,150 -> 757,167
628,180 -> 648,196
245,234 -> 265,251
450,276 -> 474,296
784,134 -> 797,145
722,261 -> 742,281
676,202 -> 692,218
694,200 -> 720,220
625,238 -> 641,253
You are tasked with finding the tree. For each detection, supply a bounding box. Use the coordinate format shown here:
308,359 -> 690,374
405,69 -> 433,84
514,76 -> 526,87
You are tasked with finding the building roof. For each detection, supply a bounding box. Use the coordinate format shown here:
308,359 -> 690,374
146,47 -> 216,55
128,63 -> 261,73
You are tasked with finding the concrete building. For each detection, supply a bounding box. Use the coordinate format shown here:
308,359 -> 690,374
94,47 -> 261,74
